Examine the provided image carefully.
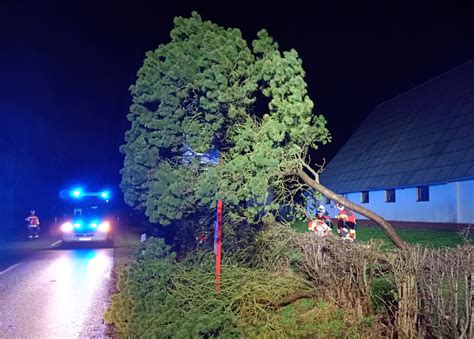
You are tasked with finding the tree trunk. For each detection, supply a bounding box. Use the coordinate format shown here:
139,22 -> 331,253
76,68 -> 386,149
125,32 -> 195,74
289,169 -> 408,250
273,290 -> 318,308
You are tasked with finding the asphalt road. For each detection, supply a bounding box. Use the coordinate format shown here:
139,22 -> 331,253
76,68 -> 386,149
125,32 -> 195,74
0,238 -> 113,338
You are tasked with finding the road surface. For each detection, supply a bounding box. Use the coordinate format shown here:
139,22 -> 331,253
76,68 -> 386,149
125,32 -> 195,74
0,238 -> 113,338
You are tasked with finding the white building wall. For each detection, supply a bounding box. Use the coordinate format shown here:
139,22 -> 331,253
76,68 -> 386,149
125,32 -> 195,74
457,180 -> 474,223
324,179 -> 474,223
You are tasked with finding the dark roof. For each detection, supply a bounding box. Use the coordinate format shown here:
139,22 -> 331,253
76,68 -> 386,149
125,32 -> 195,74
321,60 -> 474,193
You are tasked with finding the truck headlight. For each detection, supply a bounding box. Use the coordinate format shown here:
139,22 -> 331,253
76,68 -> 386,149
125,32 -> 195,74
61,222 -> 73,233
98,221 -> 110,232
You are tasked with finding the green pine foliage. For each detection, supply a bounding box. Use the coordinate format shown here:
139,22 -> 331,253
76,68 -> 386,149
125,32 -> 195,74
105,237 -> 237,337
105,237 -> 375,338
121,12 -> 258,227
104,237 -> 303,337
120,12 -> 331,232
104,238 -> 179,336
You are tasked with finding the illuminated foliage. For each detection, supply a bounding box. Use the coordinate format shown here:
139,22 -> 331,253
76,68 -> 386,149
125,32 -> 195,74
121,12 -> 330,226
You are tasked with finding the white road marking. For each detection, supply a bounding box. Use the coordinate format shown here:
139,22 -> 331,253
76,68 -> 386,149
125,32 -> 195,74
50,240 -> 62,247
0,263 -> 20,275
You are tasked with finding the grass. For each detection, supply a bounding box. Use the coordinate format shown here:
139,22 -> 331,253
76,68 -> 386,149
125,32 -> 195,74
274,298 -> 375,338
291,219 -> 472,248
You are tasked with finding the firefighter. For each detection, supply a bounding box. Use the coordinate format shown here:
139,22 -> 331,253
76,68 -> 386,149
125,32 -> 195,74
25,210 -> 40,239
335,203 -> 356,241
308,205 -> 332,237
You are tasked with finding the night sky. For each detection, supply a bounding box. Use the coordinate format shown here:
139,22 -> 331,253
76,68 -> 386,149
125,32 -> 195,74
1,1 -> 473,221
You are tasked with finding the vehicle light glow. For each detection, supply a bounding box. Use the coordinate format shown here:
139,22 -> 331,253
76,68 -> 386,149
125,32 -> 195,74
99,191 -> 110,199
61,222 -> 73,233
74,222 -> 82,229
98,221 -> 110,232
70,187 -> 84,198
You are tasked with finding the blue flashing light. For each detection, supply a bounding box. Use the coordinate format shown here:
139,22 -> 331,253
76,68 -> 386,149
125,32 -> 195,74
74,221 -> 82,229
99,191 -> 110,199
90,221 -> 99,228
71,188 -> 84,198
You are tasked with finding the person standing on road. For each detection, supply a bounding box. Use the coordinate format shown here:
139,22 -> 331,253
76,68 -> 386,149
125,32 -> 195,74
25,210 -> 40,239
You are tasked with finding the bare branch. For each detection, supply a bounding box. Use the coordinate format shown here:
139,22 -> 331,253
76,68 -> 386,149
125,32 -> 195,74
315,158 -> 326,174
302,162 -> 319,182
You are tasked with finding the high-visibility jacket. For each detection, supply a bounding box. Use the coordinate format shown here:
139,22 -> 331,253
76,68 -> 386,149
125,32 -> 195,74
336,207 -> 356,224
308,216 -> 332,236
26,216 -> 40,226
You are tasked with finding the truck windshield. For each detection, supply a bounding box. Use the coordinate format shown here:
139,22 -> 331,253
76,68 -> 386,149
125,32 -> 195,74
73,204 -> 105,217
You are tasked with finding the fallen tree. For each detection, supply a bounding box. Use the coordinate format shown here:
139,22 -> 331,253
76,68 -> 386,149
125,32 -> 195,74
121,11 -> 407,252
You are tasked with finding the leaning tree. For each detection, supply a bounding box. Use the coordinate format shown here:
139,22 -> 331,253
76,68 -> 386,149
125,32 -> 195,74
121,12 -> 407,249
